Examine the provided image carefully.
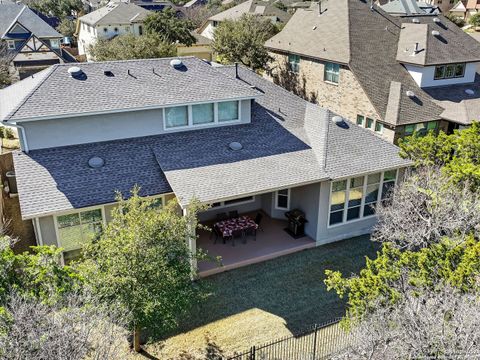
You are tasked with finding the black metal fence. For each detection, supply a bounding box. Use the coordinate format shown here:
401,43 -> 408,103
227,318 -> 350,360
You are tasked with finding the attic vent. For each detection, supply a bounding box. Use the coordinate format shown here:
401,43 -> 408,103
412,18 -> 420,23
170,59 -> 184,69
104,70 -> 114,77
431,30 -> 440,36
332,115 -> 349,129
465,89 -> 475,95
88,156 -> 105,169
229,142 -> 243,151
312,26 -> 317,30
433,17 -> 441,23
68,66 -> 84,79
406,90 -> 416,98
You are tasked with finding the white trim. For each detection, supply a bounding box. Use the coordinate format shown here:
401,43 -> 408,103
327,169 -> 398,228
33,218 -> 43,245
274,188 -> 291,210
7,40 -> 15,49
8,96 -> 258,124
208,195 -> 256,210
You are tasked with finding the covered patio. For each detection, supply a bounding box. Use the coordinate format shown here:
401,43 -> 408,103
197,212 -> 316,277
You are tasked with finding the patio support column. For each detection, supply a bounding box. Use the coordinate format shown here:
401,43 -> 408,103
183,207 -> 197,276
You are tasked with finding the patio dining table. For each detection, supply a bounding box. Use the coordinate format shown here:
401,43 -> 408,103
214,215 -> 258,238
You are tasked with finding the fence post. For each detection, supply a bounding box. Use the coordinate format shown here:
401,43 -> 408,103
250,345 -> 256,360
312,324 -> 318,360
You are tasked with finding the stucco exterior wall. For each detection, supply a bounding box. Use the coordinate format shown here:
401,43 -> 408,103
38,216 -> 58,246
22,99 -> 252,150
405,62 -> 478,88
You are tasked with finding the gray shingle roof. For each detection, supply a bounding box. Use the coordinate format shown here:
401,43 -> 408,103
379,0 -> 439,15
12,63 -> 410,219
2,57 -> 260,122
79,3 -> 150,26
0,3 -> 61,39
209,0 -> 292,23
266,0 -> 480,126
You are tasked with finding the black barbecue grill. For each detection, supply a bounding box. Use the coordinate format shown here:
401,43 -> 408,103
285,209 -> 308,238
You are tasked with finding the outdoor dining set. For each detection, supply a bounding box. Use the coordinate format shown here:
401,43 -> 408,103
211,211 -> 263,246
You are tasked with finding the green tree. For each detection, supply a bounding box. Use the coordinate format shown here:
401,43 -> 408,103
30,0 -> 83,19
79,189 -> 208,352
56,18 -> 76,38
212,14 -> 278,70
469,12 -> 480,27
144,8 -> 196,46
89,34 -> 176,61
324,236 -> 480,324
399,122 -> 480,189
446,13 -> 466,27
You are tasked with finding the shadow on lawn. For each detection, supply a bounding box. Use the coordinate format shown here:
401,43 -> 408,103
153,235 -> 379,343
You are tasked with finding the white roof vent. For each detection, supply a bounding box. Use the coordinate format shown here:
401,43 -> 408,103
412,18 -> 420,23
68,66 -> 84,79
170,59 -> 184,69
465,89 -> 475,95
433,17 -> 441,23
406,90 -> 416,98
432,30 -> 440,36
229,142 -> 243,151
332,115 -> 349,129
88,156 -> 105,168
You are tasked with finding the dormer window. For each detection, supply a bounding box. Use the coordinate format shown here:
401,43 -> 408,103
434,63 -> 465,80
218,101 -> 239,122
165,106 -> 188,128
192,103 -> 214,125
7,40 -> 15,49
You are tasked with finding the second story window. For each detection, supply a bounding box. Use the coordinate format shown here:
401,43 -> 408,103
50,39 -> 60,49
192,103 -> 214,125
356,115 -> 364,126
324,62 -> 340,84
165,106 -> 188,128
7,40 -> 15,49
218,101 -> 239,122
288,54 -> 300,73
434,63 -> 465,80
366,117 -> 374,129
375,121 -> 384,134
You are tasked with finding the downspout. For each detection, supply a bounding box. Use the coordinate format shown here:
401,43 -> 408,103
5,123 -> 28,153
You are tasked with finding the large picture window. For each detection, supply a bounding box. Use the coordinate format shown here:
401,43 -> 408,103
192,103 -> 214,125
56,209 -> 103,258
165,106 -> 188,128
324,62 -> 340,84
329,170 -> 398,226
218,101 -> 239,122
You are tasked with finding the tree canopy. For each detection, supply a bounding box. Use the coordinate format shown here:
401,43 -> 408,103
79,189 -> 208,351
212,14 -> 278,70
30,0 -> 83,19
144,8 -> 196,46
469,12 -> 480,27
89,34 -> 176,61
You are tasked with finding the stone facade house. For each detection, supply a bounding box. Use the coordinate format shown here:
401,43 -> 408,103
265,0 -> 480,143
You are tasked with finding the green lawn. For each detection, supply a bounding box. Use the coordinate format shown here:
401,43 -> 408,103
137,235 -> 379,359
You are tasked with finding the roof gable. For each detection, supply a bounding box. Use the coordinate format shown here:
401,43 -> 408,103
79,3 -> 151,26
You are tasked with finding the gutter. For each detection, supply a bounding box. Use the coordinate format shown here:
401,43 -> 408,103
6,123 -> 28,153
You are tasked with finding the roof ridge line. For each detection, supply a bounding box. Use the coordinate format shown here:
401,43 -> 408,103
5,65 -> 58,122
1,4 -> 27,38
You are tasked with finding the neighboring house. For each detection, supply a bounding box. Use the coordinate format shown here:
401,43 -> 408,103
378,0 -> 440,15
0,2 -> 76,80
422,0 -> 457,13
265,0 -> 480,143
177,32 -> 213,60
0,57 -> 409,270
449,0 -> 479,20
77,2 -> 150,60
199,0 -> 293,40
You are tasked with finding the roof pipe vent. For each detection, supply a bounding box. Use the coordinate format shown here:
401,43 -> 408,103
88,156 -> 105,169
412,18 -> 420,23
332,115 -> 349,129
465,89 -> 475,95
406,90 -> 416,98
68,66 -> 85,80
432,30 -> 440,36
433,17 -> 441,23
229,142 -> 243,151
170,59 -> 184,69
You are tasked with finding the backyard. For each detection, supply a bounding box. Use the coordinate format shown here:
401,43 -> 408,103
134,235 -> 379,359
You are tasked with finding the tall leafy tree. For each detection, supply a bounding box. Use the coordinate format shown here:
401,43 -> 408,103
89,34 -> 176,61
30,0 -> 83,19
399,122 -> 480,189
144,8 -> 196,46
79,189 -> 208,352
212,14 -> 278,70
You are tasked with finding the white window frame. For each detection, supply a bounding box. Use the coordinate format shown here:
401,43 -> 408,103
324,62 -> 340,84
209,196 -> 255,210
374,121 -> 384,134
53,205 -> 106,262
7,40 -> 15,49
163,100 -> 241,131
327,169 -> 399,228
275,188 -> 291,210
